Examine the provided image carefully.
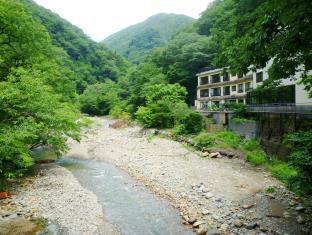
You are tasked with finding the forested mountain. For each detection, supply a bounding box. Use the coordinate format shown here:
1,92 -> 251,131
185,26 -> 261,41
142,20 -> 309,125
103,13 -> 194,64
20,0 -> 129,92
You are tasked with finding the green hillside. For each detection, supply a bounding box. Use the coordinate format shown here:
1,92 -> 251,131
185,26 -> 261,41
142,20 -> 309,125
103,13 -> 194,64
20,0 -> 129,92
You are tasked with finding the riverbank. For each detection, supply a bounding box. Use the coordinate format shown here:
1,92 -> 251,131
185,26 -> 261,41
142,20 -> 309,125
0,164 -> 120,234
66,117 -> 311,234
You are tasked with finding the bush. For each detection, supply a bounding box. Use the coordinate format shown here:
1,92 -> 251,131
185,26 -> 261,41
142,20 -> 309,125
80,81 -> 121,115
246,150 -> 267,166
193,131 -> 242,149
135,106 -> 153,127
177,111 -> 203,134
135,84 -> 204,133
283,131 -> 312,194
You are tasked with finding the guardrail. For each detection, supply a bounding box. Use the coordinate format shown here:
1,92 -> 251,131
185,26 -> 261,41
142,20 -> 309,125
247,103 -> 312,114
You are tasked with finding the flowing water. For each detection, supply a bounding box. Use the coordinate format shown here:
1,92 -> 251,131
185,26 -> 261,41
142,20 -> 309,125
58,157 -> 193,235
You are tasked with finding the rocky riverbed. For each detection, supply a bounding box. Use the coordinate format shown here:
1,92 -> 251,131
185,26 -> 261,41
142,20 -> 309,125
66,117 -> 311,235
1,117 -> 311,235
0,165 -> 120,234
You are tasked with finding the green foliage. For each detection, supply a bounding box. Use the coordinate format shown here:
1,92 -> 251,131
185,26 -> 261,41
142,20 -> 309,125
80,81 -> 121,115
149,32 -> 215,103
0,68 -> 80,179
135,83 -> 203,133
196,0 -> 312,96
269,161 -> 298,183
193,131 -> 242,149
242,139 -> 262,152
103,13 -> 194,64
0,0 -> 81,180
246,151 -> 267,166
266,186 -> 276,194
284,131 -> 312,193
20,0 -> 130,93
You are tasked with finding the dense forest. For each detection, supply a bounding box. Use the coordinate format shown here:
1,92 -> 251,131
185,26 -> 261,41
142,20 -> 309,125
103,13 -> 194,64
1,0 -> 311,193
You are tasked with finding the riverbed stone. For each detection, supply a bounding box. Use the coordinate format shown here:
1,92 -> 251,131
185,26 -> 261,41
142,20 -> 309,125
207,229 -> 221,235
193,221 -> 205,228
296,215 -> 305,224
197,224 -> 208,235
209,152 -> 219,158
245,222 -> 258,230
234,219 -> 243,228
294,205 -> 306,212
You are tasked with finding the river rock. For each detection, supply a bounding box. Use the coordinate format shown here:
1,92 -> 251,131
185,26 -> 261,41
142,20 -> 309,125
283,211 -> 291,219
296,215 -> 305,224
234,219 -> 243,228
242,204 -> 254,209
188,216 -> 197,224
193,221 -> 205,228
209,152 -> 219,158
202,210 -> 210,215
294,205 -> 306,212
245,222 -> 258,230
207,229 -> 221,235
202,152 -> 210,158
205,193 -> 214,199
197,224 -> 208,235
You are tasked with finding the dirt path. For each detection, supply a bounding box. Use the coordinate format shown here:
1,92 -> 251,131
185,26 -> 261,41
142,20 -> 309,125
67,117 -> 311,235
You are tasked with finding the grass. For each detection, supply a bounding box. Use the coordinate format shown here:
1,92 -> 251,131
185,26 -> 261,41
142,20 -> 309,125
269,160 -> 298,183
266,186 -> 277,193
246,150 -> 267,166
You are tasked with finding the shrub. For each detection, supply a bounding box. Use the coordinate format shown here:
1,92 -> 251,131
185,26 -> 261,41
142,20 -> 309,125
135,106 -> 153,127
283,131 -> 312,194
80,81 -> 121,115
193,132 -> 216,148
193,131 -> 241,149
176,111 -> 204,134
246,150 -> 267,166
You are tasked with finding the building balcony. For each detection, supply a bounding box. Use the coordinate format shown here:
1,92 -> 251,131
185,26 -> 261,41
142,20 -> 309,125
198,93 -> 247,101
197,75 -> 253,88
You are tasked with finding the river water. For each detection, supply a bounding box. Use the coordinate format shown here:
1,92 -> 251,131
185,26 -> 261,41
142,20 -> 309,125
58,157 -> 193,235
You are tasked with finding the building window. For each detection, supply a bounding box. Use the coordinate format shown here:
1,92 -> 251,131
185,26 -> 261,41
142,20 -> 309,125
211,74 -> 221,83
223,72 -> 229,82
256,72 -> 263,83
238,84 -> 244,93
200,76 -> 209,85
211,87 -> 221,97
229,99 -> 236,103
232,85 -> 236,92
200,89 -> 209,97
245,82 -> 252,92
223,86 -> 230,96
238,99 -> 244,104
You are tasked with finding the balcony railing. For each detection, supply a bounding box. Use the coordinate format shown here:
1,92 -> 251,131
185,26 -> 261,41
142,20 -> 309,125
247,103 -> 312,114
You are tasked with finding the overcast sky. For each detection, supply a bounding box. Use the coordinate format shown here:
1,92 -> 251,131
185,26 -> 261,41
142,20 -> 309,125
33,0 -> 211,42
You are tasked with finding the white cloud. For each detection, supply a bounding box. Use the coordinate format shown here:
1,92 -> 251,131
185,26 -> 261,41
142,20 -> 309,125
33,0 -> 211,41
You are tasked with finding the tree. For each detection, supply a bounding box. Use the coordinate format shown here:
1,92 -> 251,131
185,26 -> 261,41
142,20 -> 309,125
200,0 -> 312,96
80,81 -> 121,115
0,68 -> 80,179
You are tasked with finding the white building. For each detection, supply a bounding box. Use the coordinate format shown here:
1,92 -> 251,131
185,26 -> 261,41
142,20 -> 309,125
195,63 -> 312,113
